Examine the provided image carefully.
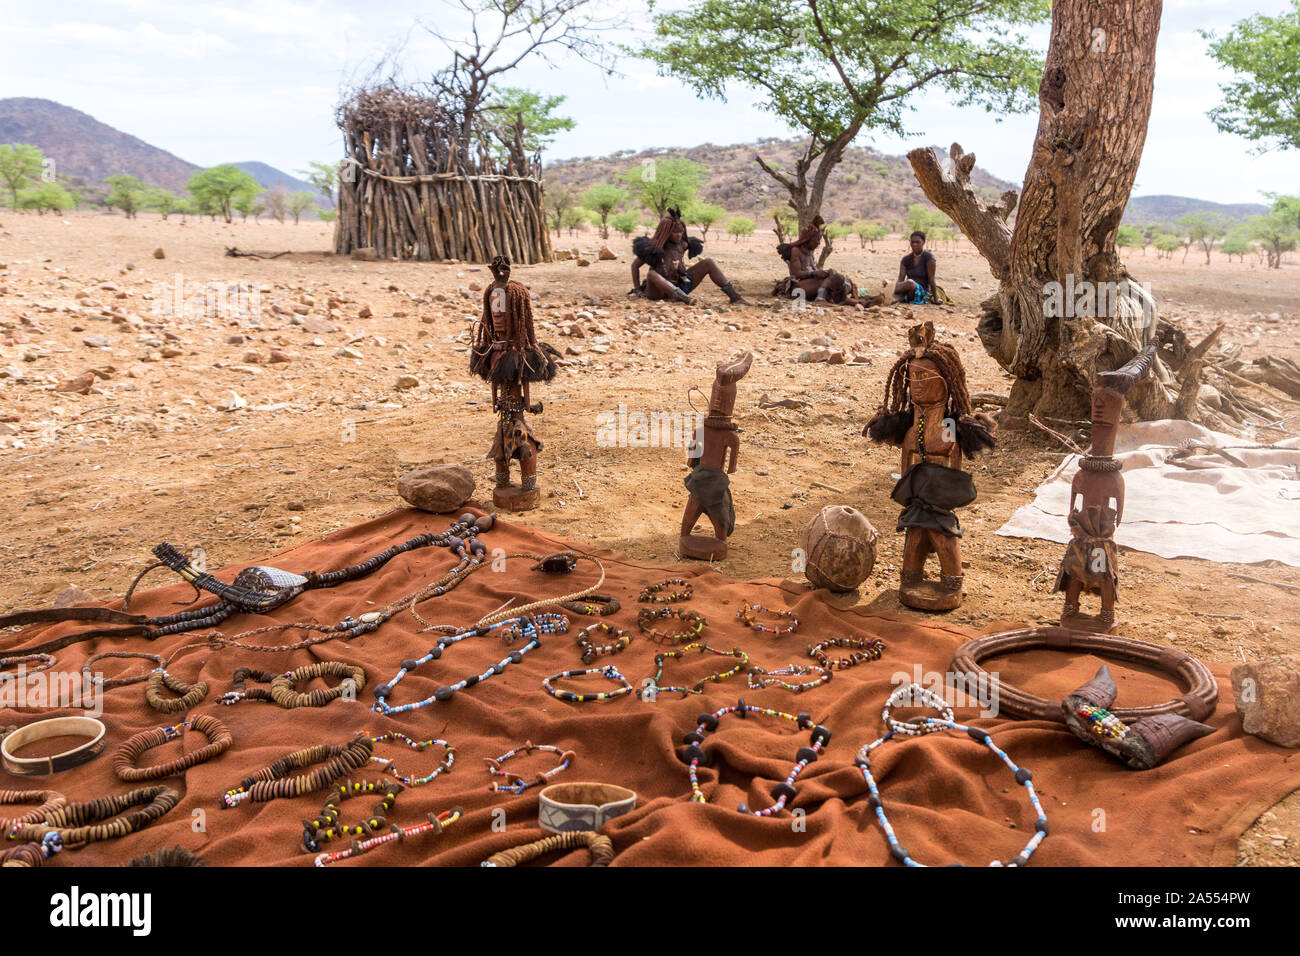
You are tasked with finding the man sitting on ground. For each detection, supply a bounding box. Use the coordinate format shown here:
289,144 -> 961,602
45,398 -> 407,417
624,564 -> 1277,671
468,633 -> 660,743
894,231 -> 938,304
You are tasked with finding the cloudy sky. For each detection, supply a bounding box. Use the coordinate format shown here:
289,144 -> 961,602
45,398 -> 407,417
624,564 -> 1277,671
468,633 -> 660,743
0,0 -> 1293,204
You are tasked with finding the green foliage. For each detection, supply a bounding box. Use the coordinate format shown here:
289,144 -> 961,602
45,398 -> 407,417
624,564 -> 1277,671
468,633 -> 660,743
232,191 -> 259,221
105,174 -> 148,219
0,143 -> 46,209
766,202 -> 796,242
581,183 -> 629,237
686,201 -> 726,239
1244,197 -> 1300,267
288,190 -> 316,224
1202,2 -> 1300,152
1220,230 -> 1252,259
187,164 -> 261,223
726,216 -> 755,239
318,208 -> 337,222
485,88 -> 576,155
853,221 -> 889,248
146,188 -> 182,219
905,202 -> 949,235
299,161 -> 339,203
561,205 -> 588,233
18,181 -> 75,214
611,211 -> 640,237
546,183 -> 579,233
1115,224 -> 1144,248
1177,212 -> 1230,262
617,157 -> 704,217
1152,234 -> 1181,257
825,222 -> 851,240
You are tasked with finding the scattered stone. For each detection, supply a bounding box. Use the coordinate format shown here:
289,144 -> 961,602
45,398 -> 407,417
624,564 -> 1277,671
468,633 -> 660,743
351,247 -> 379,262
397,463 -> 476,513
777,329 -> 793,339
395,374 -> 420,390
1232,655 -> 1300,748
598,246 -> 617,260
55,372 -> 97,394
565,345 -> 583,356
576,258 -> 591,267
152,248 -> 166,259
243,351 -> 263,364
226,335 -> 245,345
301,316 -> 337,334
286,501 -> 306,512
268,349 -> 292,363
554,249 -> 572,261
82,334 -> 111,349
338,347 -> 364,359
810,335 -> 834,347
358,304 -> 373,318
161,346 -> 183,358
52,586 -> 96,607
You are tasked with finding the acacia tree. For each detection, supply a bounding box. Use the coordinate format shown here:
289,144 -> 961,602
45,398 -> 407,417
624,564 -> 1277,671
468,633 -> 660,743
642,0 -> 1047,264
0,144 -> 44,210
1202,1 -> 1300,153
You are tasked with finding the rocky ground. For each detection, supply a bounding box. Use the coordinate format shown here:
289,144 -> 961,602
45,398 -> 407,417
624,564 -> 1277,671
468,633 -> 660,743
1,212 -> 1297,863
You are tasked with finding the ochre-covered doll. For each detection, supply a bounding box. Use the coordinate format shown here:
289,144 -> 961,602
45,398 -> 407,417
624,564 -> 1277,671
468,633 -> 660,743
679,351 -> 753,560
469,254 -> 559,511
865,322 -> 996,610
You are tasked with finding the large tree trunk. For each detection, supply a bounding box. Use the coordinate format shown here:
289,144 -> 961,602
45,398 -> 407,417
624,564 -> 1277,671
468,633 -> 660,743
910,0 -> 1172,424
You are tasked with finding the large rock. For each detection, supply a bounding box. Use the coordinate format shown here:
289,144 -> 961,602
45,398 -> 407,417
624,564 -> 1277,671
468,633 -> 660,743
1232,655 -> 1300,748
351,247 -> 379,262
397,464 -> 475,514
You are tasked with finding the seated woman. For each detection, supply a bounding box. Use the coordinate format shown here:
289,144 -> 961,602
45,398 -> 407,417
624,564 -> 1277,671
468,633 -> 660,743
630,208 -> 748,305
894,231 -> 937,304
772,217 -> 873,305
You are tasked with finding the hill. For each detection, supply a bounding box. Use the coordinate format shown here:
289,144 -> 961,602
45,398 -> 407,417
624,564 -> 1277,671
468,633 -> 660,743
1124,194 -> 1268,226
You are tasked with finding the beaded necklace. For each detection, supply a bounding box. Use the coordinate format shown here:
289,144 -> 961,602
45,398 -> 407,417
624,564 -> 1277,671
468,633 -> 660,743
218,661 -> 366,708
639,578 -> 693,603
1,652 -> 56,676
113,715 -> 232,782
559,594 -> 621,617
301,779 -> 402,853
637,607 -> 707,644
644,643 -> 749,700
543,664 -> 635,703
855,683 -> 1049,867
747,663 -> 832,694
481,830 -> 614,867
1,789 -> 67,830
485,741 -> 574,794
369,732 -> 455,786
371,613 -> 568,716
81,651 -> 160,691
145,668 -> 209,713
7,785 -> 181,849
575,621 -> 633,664
808,636 -> 885,670
736,604 -> 799,636
313,806 -> 462,867
682,700 -> 831,817
221,734 -> 374,809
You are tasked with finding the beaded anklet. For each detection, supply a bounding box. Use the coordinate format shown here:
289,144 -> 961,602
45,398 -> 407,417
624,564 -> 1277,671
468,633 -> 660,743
1,789 -> 67,830
559,594 -> 621,616
644,643 -> 749,700
682,699 -> 831,817
113,715 -> 232,782
639,578 -> 693,603
736,604 -> 799,636
637,607 -> 707,644
145,668 -> 209,714
219,661 -> 366,708
370,732 -> 455,786
7,785 -> 181,849
371,613 -> 567,716
314,806 -> 462,867
747,663 -> 832,694
543,664 -> 634,703
481,830 -> 614,867
576,622 -> 633,664
301,779 -> 402,853
81,651 -> 160,690
855,683 -> 1048,867
808,636 -> 885,670
221,734 -> 374,808
2,652 -> 57,677
485,741 -> 575,794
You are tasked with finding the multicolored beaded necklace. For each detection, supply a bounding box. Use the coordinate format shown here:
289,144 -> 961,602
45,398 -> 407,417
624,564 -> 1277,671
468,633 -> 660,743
313,806 -> 463,867
575,621 -> 632,665
637,607 -> 707,644
643,643 -> 749,700
369,732 -> 455,786
558,594 -> 621,617
639,578 -> 693,603
371,613 -> 568,716
808,636 -> 885,670
682,699 -> 831,817
542,664 -> 635,703
1074,703 -> 1128,741
855,683 -> 1049,867
301,779 -> 402,853
747,662 -> 832,694
736,604 -> 799,636
485,741 -> 574,794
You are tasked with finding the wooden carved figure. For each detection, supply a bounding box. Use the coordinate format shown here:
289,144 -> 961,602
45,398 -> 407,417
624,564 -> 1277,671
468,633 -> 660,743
865,322 -> 996,611
680,352 -> 753,560
1055,345 -> 1157,632
469,254 -> 559,511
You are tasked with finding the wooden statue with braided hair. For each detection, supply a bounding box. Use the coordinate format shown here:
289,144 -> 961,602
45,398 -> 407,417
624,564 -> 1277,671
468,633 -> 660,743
864,321 -> 996,610
470,254 -> 559,511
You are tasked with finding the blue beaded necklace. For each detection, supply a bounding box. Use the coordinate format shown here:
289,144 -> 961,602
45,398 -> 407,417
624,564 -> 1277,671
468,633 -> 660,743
371,613 -> 569,715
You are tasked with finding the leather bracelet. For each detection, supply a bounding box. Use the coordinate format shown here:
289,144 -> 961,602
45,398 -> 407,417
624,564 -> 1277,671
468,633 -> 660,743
0,717 -> 106,776
537,782 -> 636,834
481,830 -> 615,867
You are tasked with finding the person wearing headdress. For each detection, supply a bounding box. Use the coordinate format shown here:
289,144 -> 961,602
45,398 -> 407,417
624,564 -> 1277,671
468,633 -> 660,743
772,215 -> 878,305
470,254 -> 560,497
630,207 -> 748,305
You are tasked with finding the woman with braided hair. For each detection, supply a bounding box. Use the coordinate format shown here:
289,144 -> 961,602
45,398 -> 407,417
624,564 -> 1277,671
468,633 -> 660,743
630,207 -> 748,305
470,255 -> 560,510
864,321 -> 996,610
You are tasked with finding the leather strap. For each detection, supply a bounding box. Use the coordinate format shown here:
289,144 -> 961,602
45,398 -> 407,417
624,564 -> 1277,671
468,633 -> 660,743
1,717 -> 107,776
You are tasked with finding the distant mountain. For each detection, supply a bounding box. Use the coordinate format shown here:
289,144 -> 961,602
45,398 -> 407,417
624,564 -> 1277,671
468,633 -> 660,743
1124,194 -> 1268,225
0,97 -> 325,204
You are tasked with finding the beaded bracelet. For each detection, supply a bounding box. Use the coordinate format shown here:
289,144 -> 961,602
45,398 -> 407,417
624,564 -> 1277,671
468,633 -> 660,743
747,663 -> 832,694
575,622 -> 633,664
219,661 -> 366,708
855,694 -> 1049,867
643,643 -> 749,700
371,613 -> 568,716
1,789 -> 67,830
314,806 -> 463,867
113,715 -> 233,782
543,664 -> 634,703
736,604 -> 799,636
481,830 -> 614,867
7,785 -> 181,849
485,741 -> 575,794
301,779 -> 402,853
637,607 -> 707,644
145,668 -> 209,714
682,699 -> 831,817
639,578 -> 693,603
808,636 -> 885,670
221,734 -> 374,808
2,652 -> 57,677
370,732 -> 455,787
559,594 -> 621,617
881,682 -> 954,735
81,651 -> 160,690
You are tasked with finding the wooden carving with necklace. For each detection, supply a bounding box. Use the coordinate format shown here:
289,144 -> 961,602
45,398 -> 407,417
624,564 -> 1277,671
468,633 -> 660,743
865,322 -> 996,610
470,254 -> 559,512
680,351 -> 753,561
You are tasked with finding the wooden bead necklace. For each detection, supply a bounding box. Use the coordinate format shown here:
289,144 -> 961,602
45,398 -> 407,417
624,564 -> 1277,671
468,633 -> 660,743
301,779 -> 402,853
855,683 -> 1049,867
7,785 -> 181,849
559,594 -> 621,616
1,652 -> 57,676
637,607 -> 707,644
644,643 -> 749,699
219,661 -> 366,708
481,830 -> 614,867
145,668 -> 209,714
113,715 -> 232,782
371,613 -> 567,716
543,664 -> 635,703
736,604 -> 799,636
369,732 -> 455,786
576,621 -> 632,664
1,789 -> 67,830
485,741 -> 575,794
313,806 -> 462,867
808,636 -> 885,670
221,734 -> 374,808
682,699 -> 831,817
747,662 -> 832,694
638,578 -> 693,603
80,651 -> 161,690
